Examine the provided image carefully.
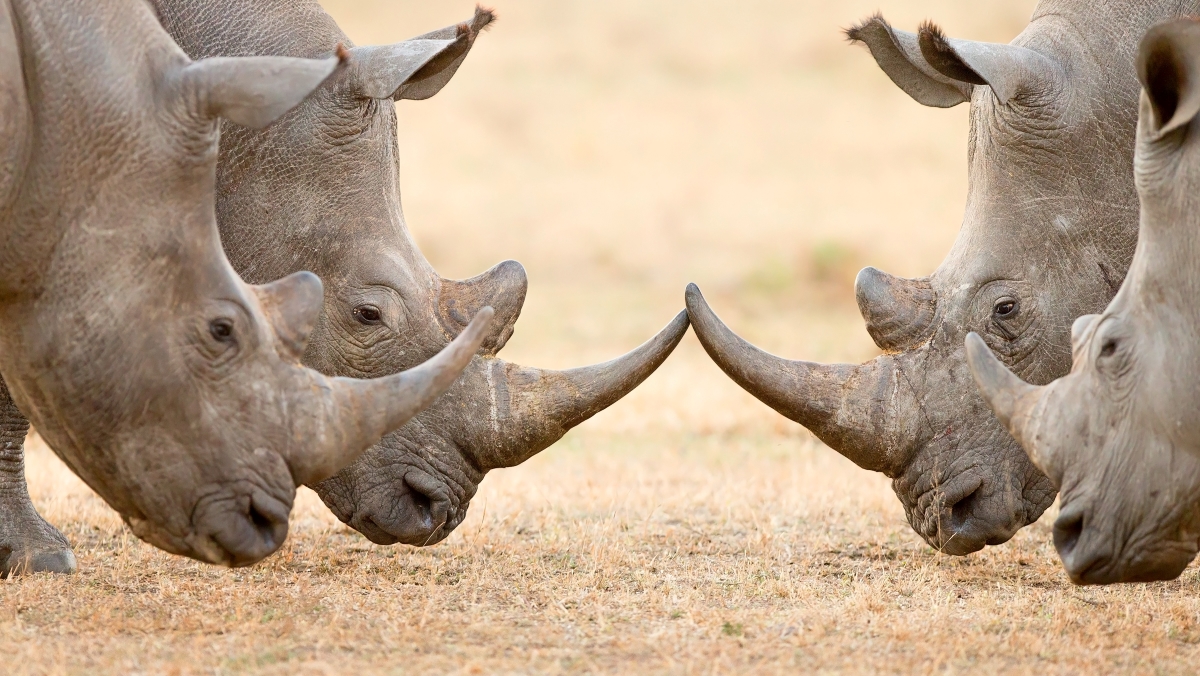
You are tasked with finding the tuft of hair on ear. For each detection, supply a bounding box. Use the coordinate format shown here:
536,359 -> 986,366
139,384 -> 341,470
335,43 -> 351,65
457,6 -> 496,38
474,5 -> 496,31
844,12 -> 886,44
917,19 -> 950,55
918,19 -> 986,86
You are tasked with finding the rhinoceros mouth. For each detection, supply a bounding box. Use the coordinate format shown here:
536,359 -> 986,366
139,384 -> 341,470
123,478 -> 295,568
1053,494 -> 1200,585
894,432 -> 1056,556
314,434 -> 483,547
1062,534 -> 1197,585
186,484 -> 293,566
342,467 -> 473,547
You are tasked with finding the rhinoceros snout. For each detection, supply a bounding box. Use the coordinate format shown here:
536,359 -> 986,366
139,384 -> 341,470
929,480 -> 1020,556
1052,505 -> 1123,584
1053,501 -> 1196,585
344,468 -> 463,547
187,485 -> 292,567
901,452 -> 1054,556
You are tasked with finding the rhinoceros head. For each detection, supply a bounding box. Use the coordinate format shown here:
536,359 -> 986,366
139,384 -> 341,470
687,7 -> 1160,554
0,0 -> 491,567
969,19 -> 1200,584
153,3 -> 689,546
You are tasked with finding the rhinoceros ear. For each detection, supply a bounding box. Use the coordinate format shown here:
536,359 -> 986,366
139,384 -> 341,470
846,14 -> 971,108
1137,19 -> 1200,135
916,21 -> 1063,107
179,52 -> 345,129
349,6 -> 494,101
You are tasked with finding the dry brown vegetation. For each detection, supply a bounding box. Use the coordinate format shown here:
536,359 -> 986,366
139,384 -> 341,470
7,0 -> 1199,673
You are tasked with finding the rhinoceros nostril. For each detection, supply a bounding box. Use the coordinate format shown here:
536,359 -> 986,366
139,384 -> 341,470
406,483 -> 434,521
248,502 -> 273,534
948,485 -> 983,529
197,490 -> 291,567
1053,506 -> 1085,558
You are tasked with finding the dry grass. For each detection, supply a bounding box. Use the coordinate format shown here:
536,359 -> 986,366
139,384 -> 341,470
7,0 -> 1198,673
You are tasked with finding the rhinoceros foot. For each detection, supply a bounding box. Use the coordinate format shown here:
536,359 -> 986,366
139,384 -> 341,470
0,503 -> 76,576
0,380 -> 76,576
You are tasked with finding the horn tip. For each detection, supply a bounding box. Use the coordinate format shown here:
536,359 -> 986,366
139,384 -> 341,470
667,309 -> 691,339
472,305 -> 495,328
964,332 -> 995,381
960,328 -> 988,362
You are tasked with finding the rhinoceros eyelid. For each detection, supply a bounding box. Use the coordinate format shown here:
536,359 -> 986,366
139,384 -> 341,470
1098,340 -> 1117,358
209,318 -> 235,342
992,299 -> 1018,318
352,305 -> 383,325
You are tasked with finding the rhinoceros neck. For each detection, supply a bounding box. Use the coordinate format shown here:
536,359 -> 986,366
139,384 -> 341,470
151,0 -> 352,60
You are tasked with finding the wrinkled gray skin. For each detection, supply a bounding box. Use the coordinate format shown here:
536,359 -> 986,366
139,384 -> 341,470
0,0 -> 493,572
150,1 -> 689,548
969,19 -> 1200,585
686,1 -> 1200,555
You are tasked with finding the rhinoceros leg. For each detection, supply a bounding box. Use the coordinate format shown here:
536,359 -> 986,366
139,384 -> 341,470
0,376 -> 75,576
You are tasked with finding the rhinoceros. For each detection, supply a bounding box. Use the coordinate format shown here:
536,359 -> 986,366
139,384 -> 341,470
0,0 -> 492,573
968,19 -> 1200,585
144,2 -> 688,548
686,1 -> 1200,554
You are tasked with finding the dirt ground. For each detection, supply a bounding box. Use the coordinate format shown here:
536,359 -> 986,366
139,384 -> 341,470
9,0 -> 1200,673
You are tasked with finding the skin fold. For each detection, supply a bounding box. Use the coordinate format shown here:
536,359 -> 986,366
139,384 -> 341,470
969,19 -> 1200,585
687,0 -> 1200,555
0,0 -> 490,572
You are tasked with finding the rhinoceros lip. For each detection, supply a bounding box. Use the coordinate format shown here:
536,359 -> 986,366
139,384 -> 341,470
894,427 -> 1054,555
1067,541 -> 1195,585
334,463 -> 475,546
182,482 -> 293,567
1082,524 -> 1200,585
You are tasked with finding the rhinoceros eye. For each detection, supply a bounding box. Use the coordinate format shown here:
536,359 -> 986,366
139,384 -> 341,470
353,305 -> 382,325
1099,339 -> 1117,358
993,299 -> 1018,318
209,318 -> 235,342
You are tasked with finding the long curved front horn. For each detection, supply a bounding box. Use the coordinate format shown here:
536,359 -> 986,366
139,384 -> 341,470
964,332 -> 1046,467
467,310 -> 690,469
289,307 -> 494,485
686,283 -> 910,475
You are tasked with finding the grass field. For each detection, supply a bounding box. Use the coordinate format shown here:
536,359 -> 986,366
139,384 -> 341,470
9,0 -> 1200,673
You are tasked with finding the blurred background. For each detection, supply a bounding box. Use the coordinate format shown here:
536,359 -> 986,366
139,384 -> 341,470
320,0 -> 1038,438
29,0 -> 1047,539
33,3 -> 1192,671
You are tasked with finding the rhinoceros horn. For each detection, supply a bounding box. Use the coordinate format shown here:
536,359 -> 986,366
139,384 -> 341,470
855,267 -> 937,353
964,332 -> 1046,467
472,309 -> 690,468
438,259 -> 527,357
685,284 -> 908,475
430,260 -> 689,469
287,306 -> 495,485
